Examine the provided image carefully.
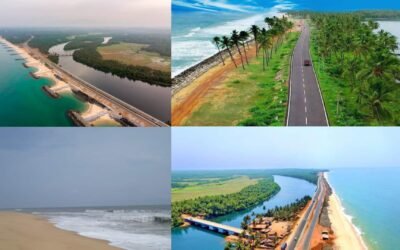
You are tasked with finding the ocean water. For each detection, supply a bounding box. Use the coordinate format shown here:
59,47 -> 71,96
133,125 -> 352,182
0,42 -> 87,126
172,0 -> 400,76
328,168 -> 400,250
172,175 -> 316,250
29,206 -> 171,250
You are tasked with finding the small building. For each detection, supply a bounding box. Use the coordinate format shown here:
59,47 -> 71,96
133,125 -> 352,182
322,231 -> 330,240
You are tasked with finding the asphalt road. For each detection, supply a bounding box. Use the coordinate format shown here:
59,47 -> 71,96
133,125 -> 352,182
286,174 -> 322,250
287,24 -> 328,126
301,175 -> 326,249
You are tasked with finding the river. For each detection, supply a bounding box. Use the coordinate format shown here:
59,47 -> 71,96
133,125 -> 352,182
49,42 -> 171,122
172,175 -> 316,250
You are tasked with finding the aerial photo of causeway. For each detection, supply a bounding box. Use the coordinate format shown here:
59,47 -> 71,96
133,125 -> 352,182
0,0 -> 170,127
172,128 -> 400,250
172,0 -> 400,126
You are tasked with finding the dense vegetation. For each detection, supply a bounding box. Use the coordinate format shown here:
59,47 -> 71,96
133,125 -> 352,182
73,46 -> 171,86
288,10 -> 400,21
307,13 -> 400,125
172,169 -> 321,186
0,29 -> 171,86
172,178 -> 280,227
48,54 -> 59,64
227,195 -> 312,250
263,195 -> 311,221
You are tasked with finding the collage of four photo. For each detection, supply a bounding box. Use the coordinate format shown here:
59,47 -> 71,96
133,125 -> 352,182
0,0 -> 399,249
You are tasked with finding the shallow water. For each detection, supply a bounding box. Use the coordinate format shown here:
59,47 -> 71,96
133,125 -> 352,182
49,42 -> 171,122
30,206 -> 171,250
0,43 -> 87,126
328,168 -> 400,250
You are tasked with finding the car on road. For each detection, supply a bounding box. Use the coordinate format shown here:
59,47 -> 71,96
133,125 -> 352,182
304,59 -> 311,66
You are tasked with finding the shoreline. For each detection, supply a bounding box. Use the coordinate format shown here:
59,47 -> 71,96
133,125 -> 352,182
0,37 -> 134,127
324,172 -> 368,249
0,211 -> 120,250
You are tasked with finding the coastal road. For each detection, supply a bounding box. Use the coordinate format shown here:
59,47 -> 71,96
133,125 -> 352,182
21,40 -> 168,127
287,24 -> 328,126
286,173 -> 325,250
300,174 -> 326,249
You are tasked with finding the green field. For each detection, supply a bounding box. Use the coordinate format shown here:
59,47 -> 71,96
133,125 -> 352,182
183,32 -> 300,126
172,176 -> 258,202
98,42 -> 170,72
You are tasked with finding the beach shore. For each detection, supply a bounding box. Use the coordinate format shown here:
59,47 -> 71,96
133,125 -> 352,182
0,37 -> 72,94
0,212 -> 120,250
325,175 -> 367,250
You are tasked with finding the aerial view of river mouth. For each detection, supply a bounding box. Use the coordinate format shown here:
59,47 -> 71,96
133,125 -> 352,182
49,41 -> 171,123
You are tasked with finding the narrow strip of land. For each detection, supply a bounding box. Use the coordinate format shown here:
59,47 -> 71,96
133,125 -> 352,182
287,24 -> 328,126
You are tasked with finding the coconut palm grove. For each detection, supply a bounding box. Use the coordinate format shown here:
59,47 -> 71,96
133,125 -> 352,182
211,12 -> 400,126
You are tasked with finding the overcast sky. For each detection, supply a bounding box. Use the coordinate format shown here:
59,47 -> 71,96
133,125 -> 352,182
0,128 -> 170,209
0,0 -> 170,28
172,128 -> 399,170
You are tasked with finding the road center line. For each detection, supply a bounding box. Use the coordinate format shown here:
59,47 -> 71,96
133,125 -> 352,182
304,97 -> 307,103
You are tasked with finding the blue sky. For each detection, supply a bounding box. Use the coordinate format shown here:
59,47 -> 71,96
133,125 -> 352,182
172,0 -> 400,13
0,128 -> 170,209
172,128 -> 399,170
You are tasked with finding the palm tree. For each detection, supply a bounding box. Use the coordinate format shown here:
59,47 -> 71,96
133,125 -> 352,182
257,28 -> 272,71
249,25 -> 260,57
212,36 -> 225,65
220,36 -> 237,68
231,30 -> 245,70
239,31 -> 250,65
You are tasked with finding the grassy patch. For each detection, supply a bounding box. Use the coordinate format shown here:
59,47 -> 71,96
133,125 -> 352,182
172,176 -> 258,202
183,32 -> 300,126
98,42 -> 170,72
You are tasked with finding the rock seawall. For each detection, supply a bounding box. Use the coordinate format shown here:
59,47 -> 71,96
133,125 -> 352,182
172,40 -> 254,95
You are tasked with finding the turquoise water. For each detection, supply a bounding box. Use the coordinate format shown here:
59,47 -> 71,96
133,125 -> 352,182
0,43 -> 87,126
328,168 -> 400,250
172,175 -> 316,250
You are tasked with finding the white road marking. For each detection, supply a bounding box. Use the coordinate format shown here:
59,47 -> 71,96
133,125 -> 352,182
304,97 -> 307,103
305,106 -> 307,113
303,89 -> 306,96
305,116 -> 308,125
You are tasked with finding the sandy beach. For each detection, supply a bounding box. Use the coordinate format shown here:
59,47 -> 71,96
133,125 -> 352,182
0,212 -> 120,250
81,102 -> 121,126
0,37 -> 72,94
326,185 -> 367,249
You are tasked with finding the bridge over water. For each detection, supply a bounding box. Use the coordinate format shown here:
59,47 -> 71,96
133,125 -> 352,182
184,216 -> 244,236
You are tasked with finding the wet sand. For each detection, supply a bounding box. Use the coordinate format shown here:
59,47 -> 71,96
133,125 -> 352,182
328,193 -> 367,250
0,212 -> 120,250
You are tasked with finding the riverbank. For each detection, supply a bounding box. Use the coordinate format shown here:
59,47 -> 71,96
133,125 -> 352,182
172,175 -> 316,250
0,212 -> 120,250
325,174 -> 368,250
